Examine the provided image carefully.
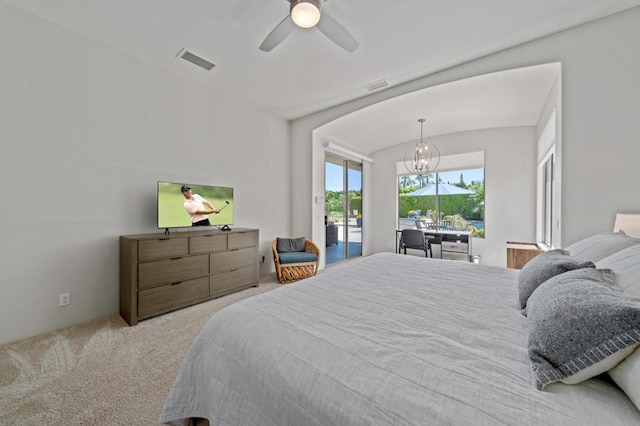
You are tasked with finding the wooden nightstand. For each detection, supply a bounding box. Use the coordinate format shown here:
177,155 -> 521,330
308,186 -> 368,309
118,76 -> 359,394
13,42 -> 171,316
506,242 -> 545,269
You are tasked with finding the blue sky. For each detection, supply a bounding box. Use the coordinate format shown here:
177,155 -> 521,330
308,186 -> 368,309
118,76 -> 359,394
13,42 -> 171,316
325,163 -> 362,191
437,168 -> 484,185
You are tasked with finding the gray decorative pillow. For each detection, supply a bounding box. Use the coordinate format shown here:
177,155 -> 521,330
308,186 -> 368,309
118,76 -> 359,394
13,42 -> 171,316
277,237 -> 306,253
527,268 -> 640,390
517,249 -> 594,310
596,244 -> 640,298
565,231 -> 640,263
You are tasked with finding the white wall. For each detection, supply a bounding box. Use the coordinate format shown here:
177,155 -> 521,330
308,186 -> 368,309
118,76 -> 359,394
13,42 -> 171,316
0,4 -> 290,344
370,127 -> 536,266
556,8 -> 640,241
292,6 -> 640,263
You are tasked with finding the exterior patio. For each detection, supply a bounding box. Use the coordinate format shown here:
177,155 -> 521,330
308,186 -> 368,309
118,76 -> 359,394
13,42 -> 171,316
326,221 -> 362,265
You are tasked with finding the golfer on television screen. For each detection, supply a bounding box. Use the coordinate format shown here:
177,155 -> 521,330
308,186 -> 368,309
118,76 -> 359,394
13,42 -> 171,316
180,184 -> 219,226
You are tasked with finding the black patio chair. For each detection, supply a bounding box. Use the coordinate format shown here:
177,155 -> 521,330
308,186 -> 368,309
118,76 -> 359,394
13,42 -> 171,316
400,229 -> 432,258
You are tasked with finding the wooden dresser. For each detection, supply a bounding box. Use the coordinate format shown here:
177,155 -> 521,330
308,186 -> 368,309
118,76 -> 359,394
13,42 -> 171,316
506,241 -> 545,269
120,228 -> 259,325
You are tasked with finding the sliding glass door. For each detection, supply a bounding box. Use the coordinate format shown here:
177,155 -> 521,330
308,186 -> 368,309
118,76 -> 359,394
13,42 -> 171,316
325,153 -> 363,265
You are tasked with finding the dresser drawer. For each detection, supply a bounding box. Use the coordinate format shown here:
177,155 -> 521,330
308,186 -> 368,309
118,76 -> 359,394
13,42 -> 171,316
210,247 -> 256,274
138,277 -> 209,317
210,265 -> 257,298
138,238 -> 188,261
442,252 -> 469,261
441,233 -> 469,243
442,241 -> 468,253
190,234 -> 227,253
138,254 -> 209,289
228,231 -> 258,249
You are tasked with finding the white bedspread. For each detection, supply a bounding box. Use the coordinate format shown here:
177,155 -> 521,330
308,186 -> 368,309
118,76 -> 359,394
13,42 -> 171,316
160,253 -> 640,425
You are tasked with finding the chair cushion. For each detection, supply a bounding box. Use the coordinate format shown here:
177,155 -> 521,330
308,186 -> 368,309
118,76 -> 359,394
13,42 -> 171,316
278,252 -> 318,264
277,237 -> 306,252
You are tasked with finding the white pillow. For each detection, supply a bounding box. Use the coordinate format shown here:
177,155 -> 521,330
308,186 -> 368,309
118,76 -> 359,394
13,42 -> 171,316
596,244 -> 640,298
562,344 -> 637,384
609,346 -> 640,411
565,231 -> 640,263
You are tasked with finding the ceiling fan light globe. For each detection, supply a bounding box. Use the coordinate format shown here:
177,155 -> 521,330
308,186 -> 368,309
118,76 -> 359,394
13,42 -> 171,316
291,0 -> 321,28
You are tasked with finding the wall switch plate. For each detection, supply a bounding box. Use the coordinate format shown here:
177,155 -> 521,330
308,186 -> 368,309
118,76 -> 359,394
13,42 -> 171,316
59,293 -> 70,307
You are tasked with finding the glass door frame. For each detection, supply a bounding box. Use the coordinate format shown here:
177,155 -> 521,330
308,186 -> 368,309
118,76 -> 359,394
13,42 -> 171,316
325,153 -> 363,265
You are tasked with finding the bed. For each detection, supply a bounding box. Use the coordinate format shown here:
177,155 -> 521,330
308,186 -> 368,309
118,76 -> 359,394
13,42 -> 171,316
160,231 -> 640,426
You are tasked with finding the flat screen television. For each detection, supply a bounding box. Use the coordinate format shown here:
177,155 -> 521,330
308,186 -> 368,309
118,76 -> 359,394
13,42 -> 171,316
157,181 -> 234,230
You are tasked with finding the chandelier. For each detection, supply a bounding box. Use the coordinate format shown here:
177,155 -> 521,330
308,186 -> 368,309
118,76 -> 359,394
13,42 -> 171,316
404,118 -> 440,176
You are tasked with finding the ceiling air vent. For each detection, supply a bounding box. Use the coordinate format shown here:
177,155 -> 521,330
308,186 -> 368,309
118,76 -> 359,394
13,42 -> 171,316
176,48 -> 216,71
363,79 -> 388,92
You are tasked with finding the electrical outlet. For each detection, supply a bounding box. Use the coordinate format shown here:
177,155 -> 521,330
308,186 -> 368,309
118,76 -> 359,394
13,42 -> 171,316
59,293 -> 70,307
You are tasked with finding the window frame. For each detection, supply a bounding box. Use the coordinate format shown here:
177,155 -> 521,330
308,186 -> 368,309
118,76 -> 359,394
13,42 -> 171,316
396,153 -> 485,237
536,109 -> 557,249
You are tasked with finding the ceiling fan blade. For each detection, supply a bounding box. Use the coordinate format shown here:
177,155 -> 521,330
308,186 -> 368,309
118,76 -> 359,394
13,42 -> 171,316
259,15 -> 296,52
316,11 -> 359,52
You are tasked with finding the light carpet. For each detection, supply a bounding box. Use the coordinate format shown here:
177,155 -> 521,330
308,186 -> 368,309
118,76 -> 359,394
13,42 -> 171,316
0,279 -> 280,426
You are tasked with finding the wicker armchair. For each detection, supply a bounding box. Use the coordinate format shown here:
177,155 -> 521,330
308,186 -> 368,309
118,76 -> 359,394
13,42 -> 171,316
272,239 -> 320,284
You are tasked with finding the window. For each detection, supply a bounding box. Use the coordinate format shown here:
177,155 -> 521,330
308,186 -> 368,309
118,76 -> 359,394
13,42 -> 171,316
537,109 -> 556,248
541,153 -> 553,246
397,168 -> 485,237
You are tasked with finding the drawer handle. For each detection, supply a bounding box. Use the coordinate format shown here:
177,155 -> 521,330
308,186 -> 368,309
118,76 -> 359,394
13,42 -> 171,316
170,257 -> 183,260
171,281 -> 183,286
159,238 -> 170,241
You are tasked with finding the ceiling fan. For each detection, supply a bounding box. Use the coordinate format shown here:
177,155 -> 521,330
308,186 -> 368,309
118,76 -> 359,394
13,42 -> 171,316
259,0 -> 359,52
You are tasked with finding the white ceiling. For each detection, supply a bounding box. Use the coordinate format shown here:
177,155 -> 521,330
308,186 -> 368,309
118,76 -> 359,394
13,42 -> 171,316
317,63 -> 561,153
6,0 -> 640,152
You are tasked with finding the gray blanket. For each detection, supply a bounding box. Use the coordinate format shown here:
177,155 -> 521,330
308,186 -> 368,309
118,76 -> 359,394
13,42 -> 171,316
160,253 -> 640,425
